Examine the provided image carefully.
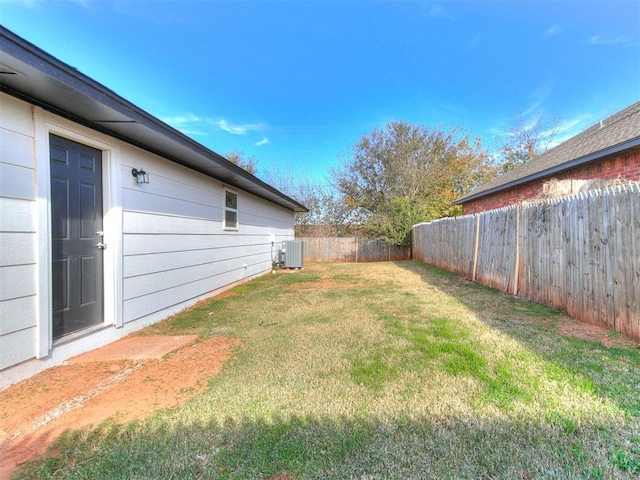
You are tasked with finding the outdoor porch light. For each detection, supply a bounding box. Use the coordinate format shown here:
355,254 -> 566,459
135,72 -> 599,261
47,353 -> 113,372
131,168 -> 149,184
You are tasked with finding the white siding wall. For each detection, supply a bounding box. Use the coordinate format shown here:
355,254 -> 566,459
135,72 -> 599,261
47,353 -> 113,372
0,95 -> 38,370
1,92 -> 295,380
120,145 -> 294,326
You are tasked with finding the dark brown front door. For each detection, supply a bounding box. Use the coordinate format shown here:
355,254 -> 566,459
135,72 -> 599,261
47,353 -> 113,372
50,134 -> 104,339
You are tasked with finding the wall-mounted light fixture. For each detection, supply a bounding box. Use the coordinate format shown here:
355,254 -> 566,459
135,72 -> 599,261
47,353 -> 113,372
131,168 -> 149,184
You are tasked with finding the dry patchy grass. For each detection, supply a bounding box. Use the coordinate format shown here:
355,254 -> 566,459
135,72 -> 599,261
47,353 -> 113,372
15,261 -> 640,480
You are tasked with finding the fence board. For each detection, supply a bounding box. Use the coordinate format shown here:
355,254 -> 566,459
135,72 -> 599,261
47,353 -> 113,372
413,215 -> 476,278
298,237 -> 410,263
476,206 -> 518,293
412,184 -> 640,342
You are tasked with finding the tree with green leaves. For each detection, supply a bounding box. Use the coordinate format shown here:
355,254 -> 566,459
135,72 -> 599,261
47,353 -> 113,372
332,121 -> 497,247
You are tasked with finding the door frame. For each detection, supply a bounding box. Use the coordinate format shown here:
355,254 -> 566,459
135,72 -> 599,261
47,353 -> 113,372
34,108 -> 123,358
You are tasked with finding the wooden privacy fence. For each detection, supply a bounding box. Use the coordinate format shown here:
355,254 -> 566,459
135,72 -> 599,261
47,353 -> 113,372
412,184 -> 640,342
298,237 -> 410,263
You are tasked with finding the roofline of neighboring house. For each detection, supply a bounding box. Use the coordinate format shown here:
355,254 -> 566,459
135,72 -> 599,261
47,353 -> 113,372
0,26 -> 308,213
453,137 -> 640,205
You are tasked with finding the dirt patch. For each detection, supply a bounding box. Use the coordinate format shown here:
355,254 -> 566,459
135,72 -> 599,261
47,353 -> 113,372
0,335 -> 240,478
286,278 -> 368,290
556,317 -> 639,348
68,334 -> 198,362
267,473 -> 297,480
214,289 -> 238,300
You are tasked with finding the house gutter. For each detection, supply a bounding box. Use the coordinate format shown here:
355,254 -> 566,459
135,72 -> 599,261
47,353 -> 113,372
453,138 -> 640,205
0,26 -> 308,213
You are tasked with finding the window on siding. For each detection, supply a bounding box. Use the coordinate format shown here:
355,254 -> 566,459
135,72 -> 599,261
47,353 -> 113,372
224,190 -> 238,229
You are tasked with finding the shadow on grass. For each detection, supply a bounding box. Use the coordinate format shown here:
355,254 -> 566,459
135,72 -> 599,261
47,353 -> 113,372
393,260 -> 640,418
15,411 -> 637,480
12,261 -> 640,479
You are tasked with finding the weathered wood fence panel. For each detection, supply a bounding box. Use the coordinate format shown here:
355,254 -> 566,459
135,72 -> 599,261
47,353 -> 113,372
412,184 -> 640,342
298,237 -> 410,263
413,215 -> 476,278
476,206 -> 519,293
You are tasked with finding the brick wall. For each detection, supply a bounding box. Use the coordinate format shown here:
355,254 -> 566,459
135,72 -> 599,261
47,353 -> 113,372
461,149 -> 640,214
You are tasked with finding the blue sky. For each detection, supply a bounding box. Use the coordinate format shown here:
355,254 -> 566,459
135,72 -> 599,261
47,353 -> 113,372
2,0 -> 639,188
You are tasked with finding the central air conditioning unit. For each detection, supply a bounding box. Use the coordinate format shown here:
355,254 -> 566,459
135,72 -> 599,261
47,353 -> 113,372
280,240 -> 304,269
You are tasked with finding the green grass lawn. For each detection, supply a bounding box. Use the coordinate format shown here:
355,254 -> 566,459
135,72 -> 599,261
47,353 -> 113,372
17,261 -> 640,479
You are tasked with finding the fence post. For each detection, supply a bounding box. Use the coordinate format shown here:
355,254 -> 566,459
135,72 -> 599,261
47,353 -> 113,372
472,214 -> 480,281
355,237 -> 359,263
513,205 -> 520,295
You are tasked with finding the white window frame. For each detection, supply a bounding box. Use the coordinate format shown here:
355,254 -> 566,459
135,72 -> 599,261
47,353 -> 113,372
224,189 -> 239,230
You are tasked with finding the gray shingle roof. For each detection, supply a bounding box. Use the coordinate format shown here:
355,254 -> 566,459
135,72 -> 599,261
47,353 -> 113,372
455,101 -> 640,204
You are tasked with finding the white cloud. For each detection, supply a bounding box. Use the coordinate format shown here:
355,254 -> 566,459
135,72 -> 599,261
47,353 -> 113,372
521,80 -> 555,118
162,113 -> 202,125
589,34 -> 629,46
160,113 -> 266,137
217,119 -> 264,135
541,25 -> 561,37
544,115 -> 592,148
422,3 -> 453,19
160,113 -> 209,135
551,117 -> 588,136
255,137 -> 269,147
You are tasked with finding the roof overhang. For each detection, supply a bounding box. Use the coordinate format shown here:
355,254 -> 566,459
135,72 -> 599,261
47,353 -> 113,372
0,26 -> 308,213
453,137 -> 640,205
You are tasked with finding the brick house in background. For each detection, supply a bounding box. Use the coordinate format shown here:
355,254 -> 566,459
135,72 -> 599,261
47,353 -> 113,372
455,101 -> 640,214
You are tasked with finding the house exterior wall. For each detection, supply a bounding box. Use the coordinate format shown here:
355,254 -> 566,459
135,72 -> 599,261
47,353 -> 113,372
0,93 -> 294,387
461,149 -> 640,214
0,94 -> 39,371
119,142 -> 293,327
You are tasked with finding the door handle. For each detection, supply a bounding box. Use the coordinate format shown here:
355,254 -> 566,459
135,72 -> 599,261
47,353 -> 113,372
96,242 -> 107,250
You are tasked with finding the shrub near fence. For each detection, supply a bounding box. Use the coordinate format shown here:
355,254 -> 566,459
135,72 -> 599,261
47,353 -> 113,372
412,184 -> 640,342
298,237 -> 410,263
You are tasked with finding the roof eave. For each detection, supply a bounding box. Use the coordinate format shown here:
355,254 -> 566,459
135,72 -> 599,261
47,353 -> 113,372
454,137 -> 640,205
0,26 -> 308,213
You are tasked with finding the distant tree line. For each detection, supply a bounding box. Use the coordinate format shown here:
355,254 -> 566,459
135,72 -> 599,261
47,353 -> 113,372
226,115 -> 557,248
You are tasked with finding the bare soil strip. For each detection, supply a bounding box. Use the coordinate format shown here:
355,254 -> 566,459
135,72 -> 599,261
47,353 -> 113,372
0,335 -> 240,478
